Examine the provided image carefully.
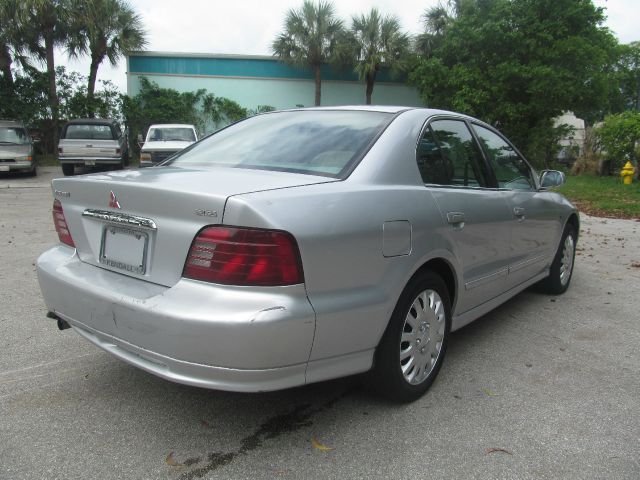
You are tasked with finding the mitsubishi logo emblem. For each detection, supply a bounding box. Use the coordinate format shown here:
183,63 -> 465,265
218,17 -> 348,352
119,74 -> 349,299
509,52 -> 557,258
108,191 -> 121,209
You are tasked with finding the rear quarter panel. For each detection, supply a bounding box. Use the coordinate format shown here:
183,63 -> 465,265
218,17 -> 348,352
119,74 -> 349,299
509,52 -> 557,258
223,110 -> 460,362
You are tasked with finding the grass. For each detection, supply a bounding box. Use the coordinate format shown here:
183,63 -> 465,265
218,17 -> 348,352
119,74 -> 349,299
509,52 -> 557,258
558,174 -> 640,219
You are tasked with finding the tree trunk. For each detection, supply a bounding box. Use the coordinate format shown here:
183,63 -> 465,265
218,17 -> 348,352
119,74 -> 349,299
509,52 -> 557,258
87,55 -> 101,118
45,33 -> 59,153
365,70 -> 378,105
636,74 -> 640,111
0,43 -> 14,91
314,64 -> 321,106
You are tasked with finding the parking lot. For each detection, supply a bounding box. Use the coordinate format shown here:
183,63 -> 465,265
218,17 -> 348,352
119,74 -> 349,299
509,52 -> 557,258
1,167 -> 639,480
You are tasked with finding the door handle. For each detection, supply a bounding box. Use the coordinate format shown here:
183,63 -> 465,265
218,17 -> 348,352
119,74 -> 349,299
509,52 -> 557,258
513,207 -> 525,220
447,212 -> 466,229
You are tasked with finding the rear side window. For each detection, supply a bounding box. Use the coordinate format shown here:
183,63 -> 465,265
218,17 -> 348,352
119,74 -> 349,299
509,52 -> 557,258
168,111 -> 393,178
473,125 -> 534,190
148,127 -> 196,142
417,119 -> 488,187
64,124 -> 114,140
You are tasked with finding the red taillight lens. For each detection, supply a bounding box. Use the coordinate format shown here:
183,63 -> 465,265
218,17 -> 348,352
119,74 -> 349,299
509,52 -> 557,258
52,199 -> 75,247
183,226 -> 303,286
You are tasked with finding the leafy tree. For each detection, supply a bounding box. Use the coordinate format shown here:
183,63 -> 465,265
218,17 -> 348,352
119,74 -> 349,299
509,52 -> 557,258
0,66 -> 121,153
595,111 -> 640,173
346,8 -> 409,104
68,0 -> 146,116
55,67 -> 122,121
272,0 -> 343,106
409,0 -> 617,168
122,77 -> 254,155
0,67 -> 50,125
612,42 -> 640,112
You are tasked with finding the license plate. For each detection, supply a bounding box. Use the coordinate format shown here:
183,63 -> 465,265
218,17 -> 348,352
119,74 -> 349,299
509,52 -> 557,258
99,226 -> 148,274
85,160 -> 96,166
0,166 -> 9,172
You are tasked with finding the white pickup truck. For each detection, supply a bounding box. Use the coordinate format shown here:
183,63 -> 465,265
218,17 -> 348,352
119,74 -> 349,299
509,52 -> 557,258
58,118 -> 129,176
139,124 -> 198,167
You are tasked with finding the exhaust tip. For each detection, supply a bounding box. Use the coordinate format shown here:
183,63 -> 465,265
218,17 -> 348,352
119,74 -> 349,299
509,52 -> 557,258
47,311 -> 71,330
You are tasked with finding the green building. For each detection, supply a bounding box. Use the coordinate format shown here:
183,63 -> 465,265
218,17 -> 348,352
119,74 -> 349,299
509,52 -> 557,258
126,51 -> 422,113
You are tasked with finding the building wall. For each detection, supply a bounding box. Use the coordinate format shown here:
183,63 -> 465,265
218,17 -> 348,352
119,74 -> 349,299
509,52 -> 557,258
126,52 -> 423,112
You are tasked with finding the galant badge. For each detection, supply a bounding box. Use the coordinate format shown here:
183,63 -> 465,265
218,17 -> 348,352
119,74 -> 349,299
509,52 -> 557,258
108,191 -> 121,209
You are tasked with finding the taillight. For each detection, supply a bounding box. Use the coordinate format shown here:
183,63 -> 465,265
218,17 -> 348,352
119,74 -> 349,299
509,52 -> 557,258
183,226 -> 303,286
52,199 -> 75,247
58,147 -> 63,155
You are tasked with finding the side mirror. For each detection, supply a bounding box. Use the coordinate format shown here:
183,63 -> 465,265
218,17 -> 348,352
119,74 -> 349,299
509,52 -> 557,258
540,170 -> 566,188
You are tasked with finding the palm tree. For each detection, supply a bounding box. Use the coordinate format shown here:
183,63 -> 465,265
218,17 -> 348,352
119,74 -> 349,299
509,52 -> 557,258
350,9 -> 409,104
26,0 -> 71,149
68,0 -> 146,116
0,0 -> 31,91
416,0 -> 468,56
272,0 -> 343,106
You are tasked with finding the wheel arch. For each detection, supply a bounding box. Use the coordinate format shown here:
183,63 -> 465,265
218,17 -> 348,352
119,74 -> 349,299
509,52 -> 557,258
410,257 -> 458,314
566,213 -> 580,240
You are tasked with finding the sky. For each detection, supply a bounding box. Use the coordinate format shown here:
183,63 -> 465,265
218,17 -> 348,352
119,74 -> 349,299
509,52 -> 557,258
57,0 -> 640,92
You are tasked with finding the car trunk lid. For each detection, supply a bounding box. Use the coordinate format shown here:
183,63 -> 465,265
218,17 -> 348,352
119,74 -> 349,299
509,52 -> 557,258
52,166 -> 335,286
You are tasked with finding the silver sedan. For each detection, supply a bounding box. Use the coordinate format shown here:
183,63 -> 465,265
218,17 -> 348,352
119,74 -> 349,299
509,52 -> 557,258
37,106 -> 578,402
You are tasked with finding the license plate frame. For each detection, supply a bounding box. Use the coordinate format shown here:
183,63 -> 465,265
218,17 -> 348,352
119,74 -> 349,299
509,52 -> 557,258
0,165 -> 9,172
99,225 -> 149,275
85,160 -> 96,166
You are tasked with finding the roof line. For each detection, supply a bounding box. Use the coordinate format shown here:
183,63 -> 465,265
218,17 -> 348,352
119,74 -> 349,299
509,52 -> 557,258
127,51 -> 278,61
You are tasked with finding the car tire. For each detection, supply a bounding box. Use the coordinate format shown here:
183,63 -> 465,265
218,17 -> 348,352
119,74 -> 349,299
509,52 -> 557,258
367,271 -> 451,402
540,223 -> 577,295
27,166 -> 37,177
61,164 -> 74,176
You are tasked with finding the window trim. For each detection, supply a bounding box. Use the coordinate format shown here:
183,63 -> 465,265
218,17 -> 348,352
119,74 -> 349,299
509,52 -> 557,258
416,114 -> 498,190
164,109 -> 405,179
469,121 -> 540,191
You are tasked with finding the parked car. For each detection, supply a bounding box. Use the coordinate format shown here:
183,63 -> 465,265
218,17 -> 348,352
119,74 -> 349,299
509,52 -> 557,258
58,118 -> 129,176
0,120 -> 37,176
139,124 -> 198,167
37,107 -> 577,402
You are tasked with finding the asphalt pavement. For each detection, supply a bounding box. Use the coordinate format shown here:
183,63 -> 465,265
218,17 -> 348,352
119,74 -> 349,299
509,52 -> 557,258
1,167 -> 639,480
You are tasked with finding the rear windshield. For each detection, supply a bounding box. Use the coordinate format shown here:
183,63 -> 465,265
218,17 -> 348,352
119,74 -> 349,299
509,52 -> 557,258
147,127 -> 196,142
167,110 -> 393,177
64,124 -> 114,140
0,127 -> 29,145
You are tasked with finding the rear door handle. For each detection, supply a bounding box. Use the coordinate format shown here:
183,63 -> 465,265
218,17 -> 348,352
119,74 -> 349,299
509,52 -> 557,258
513,207 -> 525,220
447,212 -> 466,229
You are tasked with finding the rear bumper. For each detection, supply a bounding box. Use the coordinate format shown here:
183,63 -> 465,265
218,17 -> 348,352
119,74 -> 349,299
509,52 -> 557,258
139,160 -> 159,168
0,161 -> 35,171
59,157 -> 121,165
36,245 -> 316,392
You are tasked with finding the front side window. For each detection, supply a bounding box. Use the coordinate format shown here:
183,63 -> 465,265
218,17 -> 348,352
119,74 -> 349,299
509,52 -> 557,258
168,110 -> 393,178
64,124 -> 114,140
0,127 -> 29,145
417,119 -> 488,187
473,125 -> 534,190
